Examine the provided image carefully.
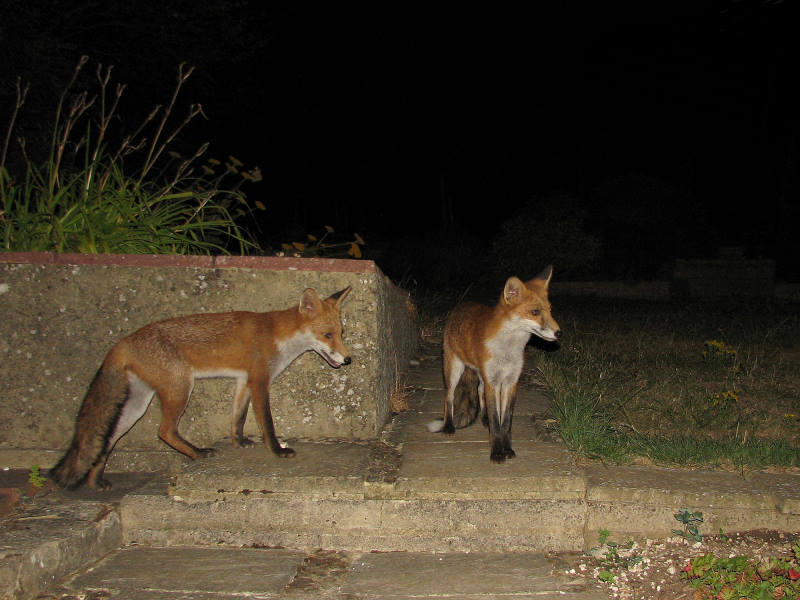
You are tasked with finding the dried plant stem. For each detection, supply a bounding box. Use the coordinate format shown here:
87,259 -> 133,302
48,55 -> 89,196
1,77 -> 29,175
137,63 -> 198,186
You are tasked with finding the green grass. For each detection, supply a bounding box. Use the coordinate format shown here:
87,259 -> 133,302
535,296 -> 800,470
1,57 -> 262,255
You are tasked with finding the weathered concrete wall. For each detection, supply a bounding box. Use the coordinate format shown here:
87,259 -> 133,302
0,253 -> 417,472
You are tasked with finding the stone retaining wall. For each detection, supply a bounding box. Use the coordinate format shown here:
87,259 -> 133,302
0,253 -> 417,472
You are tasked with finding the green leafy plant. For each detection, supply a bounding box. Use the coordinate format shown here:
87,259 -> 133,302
1,57 -> 262,255
597,570 -> 616,584
673,508 -> 704,542
589,528 -> 643,587
597,528 -> 611,546
28,464 -> 46,488
681,542 -> 800,599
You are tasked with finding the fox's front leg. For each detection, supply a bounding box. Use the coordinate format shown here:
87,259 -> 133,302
249,378 -> 295,458
483,380 -> 506,463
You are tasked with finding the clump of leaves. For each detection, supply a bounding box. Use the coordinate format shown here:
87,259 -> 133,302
28,464 -> 46,488
278,225 -> 364,259
673,508 -> 704,542
597,570 -> 616,584
681,541 -> 800,599
590,528 -> 643,587
703,339 -> 738,362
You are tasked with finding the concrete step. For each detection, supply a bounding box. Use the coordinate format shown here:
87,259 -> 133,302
120,439 -> 588,553
0,472 -> 150,600
119,367 -> 594,553
47,545 -> 606,600
119,438 -> 800,554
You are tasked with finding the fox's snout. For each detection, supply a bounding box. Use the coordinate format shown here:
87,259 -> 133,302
329,354 -> 351,369
529,316 -> 561,342
316,342 -> 352,368
535,327 -> 561,342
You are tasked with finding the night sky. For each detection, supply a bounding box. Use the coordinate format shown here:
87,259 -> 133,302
2,1 -> 798,282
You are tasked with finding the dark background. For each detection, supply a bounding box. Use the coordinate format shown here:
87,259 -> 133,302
2,1 -> 798,286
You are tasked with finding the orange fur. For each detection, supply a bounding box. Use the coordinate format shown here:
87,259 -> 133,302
439,267 -> 561,461
50,287 -> 351,490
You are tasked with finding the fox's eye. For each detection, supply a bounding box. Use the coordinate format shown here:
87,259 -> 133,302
323,332 -> 333,339
531,309 -> 541,316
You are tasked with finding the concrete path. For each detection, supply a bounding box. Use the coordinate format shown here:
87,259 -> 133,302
3,346 -> 800,599
40,546 -> 605,599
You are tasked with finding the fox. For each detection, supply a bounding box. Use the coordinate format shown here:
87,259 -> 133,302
50,286 -> 351,490
428,266 -> 561,462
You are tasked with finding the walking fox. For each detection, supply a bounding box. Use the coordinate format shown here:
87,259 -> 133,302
429,267 -> 561,462
50,286 -> 351,490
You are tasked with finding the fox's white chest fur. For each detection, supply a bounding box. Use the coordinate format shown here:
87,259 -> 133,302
484,318 -> 532,386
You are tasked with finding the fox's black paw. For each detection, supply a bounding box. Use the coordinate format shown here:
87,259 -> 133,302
442,422 -> 456,435
233,437 -> 256,448
88,477 -> 113,491
503,448 -> 516,459
276,447 -> 296,458
490,452 -> 506,463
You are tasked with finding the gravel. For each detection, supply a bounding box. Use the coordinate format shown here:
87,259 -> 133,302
551,530 -> 800,600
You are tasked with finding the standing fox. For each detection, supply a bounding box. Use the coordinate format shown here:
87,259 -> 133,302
50,286 -> 351,490
429,267 -> 561,462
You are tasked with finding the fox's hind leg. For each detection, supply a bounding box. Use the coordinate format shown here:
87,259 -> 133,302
85,450 -> 113,491
442,353 -> 465,435
153,369 -> 216,459
87,371 -> 156,490
498,382 -> 518,459
231,376 -> 255,448
478,375 -> 488,427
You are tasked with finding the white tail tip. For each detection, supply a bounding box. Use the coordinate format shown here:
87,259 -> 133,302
426,419 -> 444,433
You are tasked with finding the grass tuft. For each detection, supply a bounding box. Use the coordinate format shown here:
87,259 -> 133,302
1,57 -> 262,255
536,297 -> 800,470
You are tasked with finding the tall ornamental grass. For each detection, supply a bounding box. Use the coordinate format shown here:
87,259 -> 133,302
1,56 -> 263,255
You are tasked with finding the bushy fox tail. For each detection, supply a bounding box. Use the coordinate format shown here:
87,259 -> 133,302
49,364 -> 128,489
427,369 -> 481,432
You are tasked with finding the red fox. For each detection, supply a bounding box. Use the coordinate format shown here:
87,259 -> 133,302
50,286 -> 351,490
429,267 -> 561,462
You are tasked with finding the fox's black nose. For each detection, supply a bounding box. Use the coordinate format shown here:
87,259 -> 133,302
555,330 -> 563,339
342,356 -> 352,366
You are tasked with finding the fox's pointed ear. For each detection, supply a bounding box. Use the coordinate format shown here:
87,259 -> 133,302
535,265 -> 554,288
299,288 -> 323,317
327,286 -> 351,307
503,277 -> 526,305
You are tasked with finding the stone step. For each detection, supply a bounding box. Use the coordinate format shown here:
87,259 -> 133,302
119,430 -> 800,554
49,545 -> 603,600
120,441 -> 588,553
